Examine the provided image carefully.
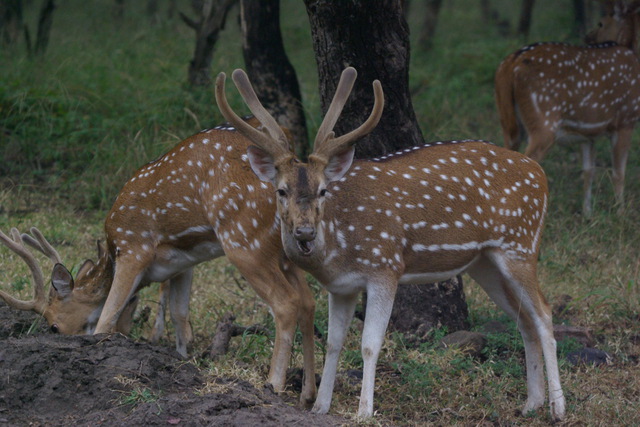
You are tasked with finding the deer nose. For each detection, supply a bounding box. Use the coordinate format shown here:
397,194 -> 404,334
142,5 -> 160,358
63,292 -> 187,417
294,226 -> 316,241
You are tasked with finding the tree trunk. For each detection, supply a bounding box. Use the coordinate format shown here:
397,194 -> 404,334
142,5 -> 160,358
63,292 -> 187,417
0,0 -> 24,46
240,0 -> 309,157
182,0 -> 237,87
517,0 -> 536,39
34,0 -> 55,56
479,0 -> 511,37
572,0 -> 586,38
304,0 -> 469,340
417,0 -> 443,50
113,0 -> 125,20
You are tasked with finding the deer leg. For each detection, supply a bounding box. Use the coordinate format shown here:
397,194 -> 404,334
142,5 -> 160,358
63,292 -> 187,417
468,252 -> 564,421
313,291 -> 359,415
523,128 -> 555,163
283,264 -> 317,408
611,128 -> 632,214
95,258 -> 147,334
168,269 -> 194,357
358,281 -> 397,418
231,258 -> 300,395
149,280 -> 170,344
581,140 -> 596,217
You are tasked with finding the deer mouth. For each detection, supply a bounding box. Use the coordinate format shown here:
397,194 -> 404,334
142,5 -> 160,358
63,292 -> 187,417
296,239 -> 315,256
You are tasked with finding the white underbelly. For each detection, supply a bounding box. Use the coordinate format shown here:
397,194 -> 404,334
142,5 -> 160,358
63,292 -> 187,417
145,241 -> 224,282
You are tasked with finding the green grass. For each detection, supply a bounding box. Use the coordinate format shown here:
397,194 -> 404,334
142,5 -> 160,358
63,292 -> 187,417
1,0 -> 640,425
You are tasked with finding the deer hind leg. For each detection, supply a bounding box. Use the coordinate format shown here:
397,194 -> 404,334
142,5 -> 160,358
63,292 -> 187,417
282,263 -> 317,407
468,251 -> 565,421
313,291 -> 359,415
581,140 -> 597,217
611,128 -> 632,214
149,280 -> 170,344
168,269 -> 194,357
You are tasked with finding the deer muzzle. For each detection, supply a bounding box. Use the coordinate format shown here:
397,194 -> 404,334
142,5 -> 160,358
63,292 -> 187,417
294,226 -> 316,256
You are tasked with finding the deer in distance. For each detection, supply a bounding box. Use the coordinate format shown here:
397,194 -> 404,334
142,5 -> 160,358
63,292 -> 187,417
495,0 -> 640,216
216,67 -> 565,421
0,116 -> 317,407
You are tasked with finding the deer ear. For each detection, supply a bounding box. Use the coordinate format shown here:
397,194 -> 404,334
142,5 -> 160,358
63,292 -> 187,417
51,263 -> 74,298
324,147 -> 355,182
247,145 -> 277,183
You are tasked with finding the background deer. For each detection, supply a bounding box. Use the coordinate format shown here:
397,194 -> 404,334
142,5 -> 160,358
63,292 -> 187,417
494,0 -> 640,216
216,67 -> 565,421
0,116 -> 317,407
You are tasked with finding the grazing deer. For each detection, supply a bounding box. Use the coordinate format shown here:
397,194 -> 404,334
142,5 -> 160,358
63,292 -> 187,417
215,67 -> 565,421
0,116 -> 317,407
494,0 -> 640,216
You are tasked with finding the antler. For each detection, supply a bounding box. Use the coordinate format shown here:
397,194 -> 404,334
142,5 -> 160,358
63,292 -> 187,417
0,228 -> 48,314
311,69 -> 384,162
21,227 -> 63,265
215,70 -> 292,165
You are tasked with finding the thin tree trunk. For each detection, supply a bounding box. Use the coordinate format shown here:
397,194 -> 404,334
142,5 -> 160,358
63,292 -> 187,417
0,0 -> 24,46
418,0 -> 443,50
34,0 -> 55,56
517,0 -> 536,39
304,0 -> 469,339
240,0 -> 309,157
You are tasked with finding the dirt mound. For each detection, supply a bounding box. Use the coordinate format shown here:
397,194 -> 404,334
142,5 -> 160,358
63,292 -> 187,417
0,303 -> 348,426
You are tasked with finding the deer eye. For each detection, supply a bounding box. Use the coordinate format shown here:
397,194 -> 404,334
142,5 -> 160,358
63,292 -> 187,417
50,324 -> 59,334
319,188 -> 328,197
276,189 -> 287,197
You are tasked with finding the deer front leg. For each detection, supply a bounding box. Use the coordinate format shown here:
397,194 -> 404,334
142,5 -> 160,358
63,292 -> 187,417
611,128 -> 632,215
358,281 -> 397,418
283,264 -> 317,407
581,140 -> 596,217
95,258 -> 146,334
168,269 -> 194,357
313,291 -> 359,414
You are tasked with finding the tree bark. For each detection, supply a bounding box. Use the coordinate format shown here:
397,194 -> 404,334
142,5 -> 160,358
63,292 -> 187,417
182,0 -> 237,87
304,0 -> 468,340
517,0 -> 536,39
34,0 -> 55,56
0,0 -> 24,46
417,0 -> 443,50
240,0 -> 309,157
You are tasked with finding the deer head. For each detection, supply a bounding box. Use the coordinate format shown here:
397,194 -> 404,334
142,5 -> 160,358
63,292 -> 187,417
0,227 -> 136,335
215,67 -> 383,264
585,0 -> 640,51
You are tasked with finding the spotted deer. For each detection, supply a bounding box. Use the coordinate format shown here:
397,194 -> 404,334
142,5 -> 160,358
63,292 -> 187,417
216,67 -> 565,421
495,0 -> 640,216
0,116 -> 317,406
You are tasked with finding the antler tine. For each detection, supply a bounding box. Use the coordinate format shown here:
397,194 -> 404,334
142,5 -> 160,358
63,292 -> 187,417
215,71 -> 291,162
21,227 -> 63,265
313,67 -> 358,151
0,228 -> 47,314
312,78 -> 384,161
230,69 -> 289,145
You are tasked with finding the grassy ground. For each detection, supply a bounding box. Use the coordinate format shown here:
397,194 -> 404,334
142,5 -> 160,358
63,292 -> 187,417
1,0 -> 639,425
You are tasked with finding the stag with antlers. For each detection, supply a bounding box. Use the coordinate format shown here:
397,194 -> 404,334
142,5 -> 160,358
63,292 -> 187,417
216,67 -> 565,421
495,0 -> 640,216
0,116 -> 317,407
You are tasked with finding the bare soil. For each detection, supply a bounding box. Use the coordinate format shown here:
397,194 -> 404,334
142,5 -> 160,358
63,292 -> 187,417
0,302 -> 348,427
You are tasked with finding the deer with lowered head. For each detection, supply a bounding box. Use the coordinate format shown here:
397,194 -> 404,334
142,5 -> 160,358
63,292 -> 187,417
495,0 -> 640,216
0,116 -> 317,407
216,67 -> 565,421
